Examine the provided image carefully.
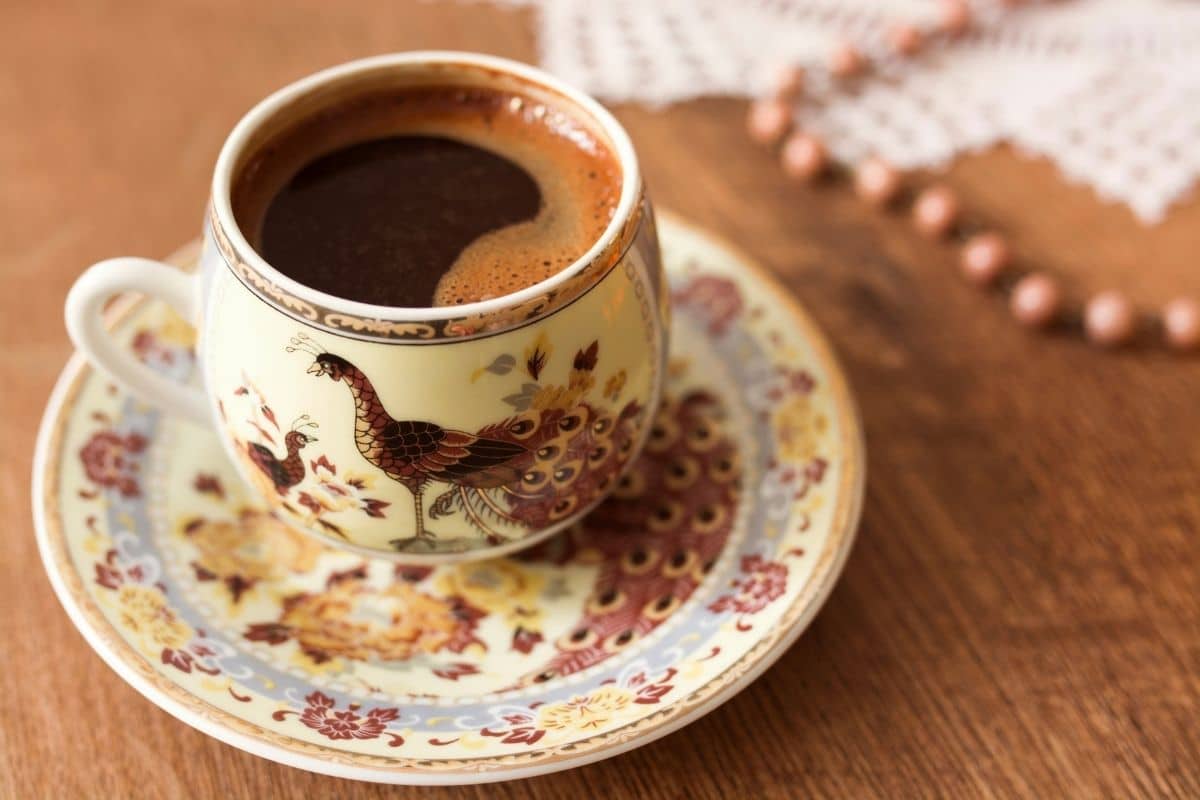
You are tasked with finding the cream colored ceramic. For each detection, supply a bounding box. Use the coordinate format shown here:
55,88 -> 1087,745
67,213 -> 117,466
65,52 -> 667,561
34,214 -> 864,785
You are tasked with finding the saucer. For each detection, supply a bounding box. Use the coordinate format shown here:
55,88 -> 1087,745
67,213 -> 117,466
32,213 -> 864,785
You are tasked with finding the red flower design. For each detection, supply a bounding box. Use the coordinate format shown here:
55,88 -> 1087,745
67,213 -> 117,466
283,691 -> 403,744
708,554 -> 788,616
673,275 -> 744,335
79,430 -> 147,497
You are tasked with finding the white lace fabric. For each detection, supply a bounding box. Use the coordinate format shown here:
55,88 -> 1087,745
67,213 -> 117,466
489,0 -> 1200,223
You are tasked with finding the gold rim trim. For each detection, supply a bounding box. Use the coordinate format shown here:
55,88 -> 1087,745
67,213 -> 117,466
207,196 -> 647,344
36,216 -> 865,777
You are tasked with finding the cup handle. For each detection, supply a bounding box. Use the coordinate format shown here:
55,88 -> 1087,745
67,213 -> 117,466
65,257 -> 210,425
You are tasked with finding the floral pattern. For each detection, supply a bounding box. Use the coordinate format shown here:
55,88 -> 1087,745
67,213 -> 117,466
245,572 -> 484,665
181,509 -> 323,604
709,554 -> 789,620
94,548 -> 225,676
131,311 -> 194,370
673,273 -> 743,335
275,691 -> 404,746
40,216 -> 860,777
481,667 -> 677,746
80,430 -> 147,498
248,330 -> 646,552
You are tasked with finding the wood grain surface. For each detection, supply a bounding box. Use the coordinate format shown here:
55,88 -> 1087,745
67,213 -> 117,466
3,2 -> 1199,797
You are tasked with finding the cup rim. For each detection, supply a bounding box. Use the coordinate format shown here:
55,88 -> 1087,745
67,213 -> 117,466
211,51 -> 640,323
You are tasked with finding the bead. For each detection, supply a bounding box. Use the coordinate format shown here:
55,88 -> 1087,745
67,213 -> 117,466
1084,290 -> 1136,347
829,41 -> 867,78
1162,297 -> 1200,351
960,233 -> 1010,286
1010,273 -> 1061,328
938,0 -> 971,36
888,24 -> 924,57
746,98 -> 792,145
855,157 -> 902,206
770,64 -> 805,101
780,133 -> 827,181
912,185 -> 959,238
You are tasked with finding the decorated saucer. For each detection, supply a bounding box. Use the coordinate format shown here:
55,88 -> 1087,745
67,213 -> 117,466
32,214 -> 864,785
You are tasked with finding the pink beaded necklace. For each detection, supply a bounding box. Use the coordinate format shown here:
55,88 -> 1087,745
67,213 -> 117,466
746,0 -> 1200,352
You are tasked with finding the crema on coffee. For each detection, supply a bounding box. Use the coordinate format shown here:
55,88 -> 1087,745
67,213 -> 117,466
232,84 -> 622,308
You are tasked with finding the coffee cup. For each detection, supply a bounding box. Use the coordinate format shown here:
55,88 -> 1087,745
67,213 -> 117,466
65,52 -> 668,563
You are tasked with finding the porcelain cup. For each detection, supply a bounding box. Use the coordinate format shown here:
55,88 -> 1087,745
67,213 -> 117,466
65,52 -> 669,562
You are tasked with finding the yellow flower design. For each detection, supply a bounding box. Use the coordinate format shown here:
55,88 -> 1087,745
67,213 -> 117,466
156,309 -> 197,346
281,581 -> 462,662
435,560 -> 545,628
536,686 -> 634,732
186,510 -> 324,584
116,584 -> 194,652
773,394 -> 828,463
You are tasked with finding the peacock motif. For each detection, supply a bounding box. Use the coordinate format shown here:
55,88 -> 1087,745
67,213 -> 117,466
246,416 -> 319,495
426,344 -> 644,542
510,389 -> 740,686
287,332 -> 646,550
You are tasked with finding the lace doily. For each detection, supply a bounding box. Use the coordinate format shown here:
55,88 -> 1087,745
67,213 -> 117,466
489,0 -> 1200,223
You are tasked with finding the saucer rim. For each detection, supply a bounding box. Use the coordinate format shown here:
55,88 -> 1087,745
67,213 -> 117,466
31,214 -> 865,785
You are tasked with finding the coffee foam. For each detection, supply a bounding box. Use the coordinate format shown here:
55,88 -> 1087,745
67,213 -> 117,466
233,85 -> 622,308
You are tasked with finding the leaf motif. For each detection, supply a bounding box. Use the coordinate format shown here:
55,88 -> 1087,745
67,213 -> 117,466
161,648 -> 194,673
502,383 -> 541,411
190,562 -> 217,582
296,492 -> 323,514
368,707 -> 401,722
192,473 -> 224,498
487,353 -> 516,374
432,662 -> 481,681
523,332 -> 553,380
244,622 -> 292,645
305,690 -> 336,710
94,562 -> 123,590
511,626 -> 544,654
573,341 -> 599,371
261,405 -> 279,429
471,353 -> 516,382
526,349 -> 547,380
316,519 -> 347,538
362,498 -> 390,518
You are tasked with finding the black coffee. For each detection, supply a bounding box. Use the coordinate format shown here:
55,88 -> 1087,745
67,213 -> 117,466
233,85 -> 622,308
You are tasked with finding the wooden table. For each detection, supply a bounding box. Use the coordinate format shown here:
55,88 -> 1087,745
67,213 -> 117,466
4,2 -> 1198,797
